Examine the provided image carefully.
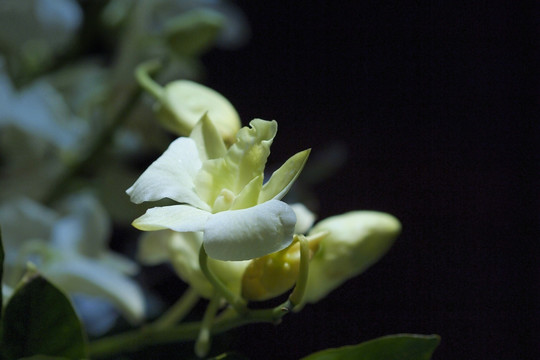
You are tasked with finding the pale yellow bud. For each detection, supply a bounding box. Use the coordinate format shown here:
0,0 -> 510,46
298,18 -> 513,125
155,80 -> 241,144
241,232 -> 324,301
302,211 -> 401,304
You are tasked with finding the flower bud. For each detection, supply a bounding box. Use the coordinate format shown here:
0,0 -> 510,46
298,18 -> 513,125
164,8 -> 225,57
302,211 -> 401,304
155,80 -> 241,144
241,233 -> 324,301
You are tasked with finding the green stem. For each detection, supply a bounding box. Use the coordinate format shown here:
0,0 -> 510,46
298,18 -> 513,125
151,287 -> 199,330
288,234 -> 310,309
135,59 -> 165,99
194,292 -> 221,357
88,308 -> 277,358
198,245 -> 247,314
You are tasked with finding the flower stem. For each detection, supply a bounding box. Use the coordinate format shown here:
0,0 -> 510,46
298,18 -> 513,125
135,59 -> 165,99
198,245 -> 247,314
88,308 -> 278,358
194,292 -> 221,358
288,234 -> 310,309
151,287 -> 200,330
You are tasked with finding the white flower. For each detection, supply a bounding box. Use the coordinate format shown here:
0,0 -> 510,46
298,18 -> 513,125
0,194 -> 144,331
127,115 -> 310,261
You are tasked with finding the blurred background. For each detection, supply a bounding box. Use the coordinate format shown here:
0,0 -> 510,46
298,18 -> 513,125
202,2 -> 538,359
0,1 -> 537,359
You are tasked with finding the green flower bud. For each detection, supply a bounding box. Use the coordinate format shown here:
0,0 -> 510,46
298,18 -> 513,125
136,62 -> 241,144
302,211 -> 401,304
155,80 -> 241,144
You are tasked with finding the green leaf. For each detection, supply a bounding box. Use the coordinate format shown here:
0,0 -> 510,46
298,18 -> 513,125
300,334 -> 440,360
1,274 -> 88,360
0,225 -> 4,316
0,225 -> 4,342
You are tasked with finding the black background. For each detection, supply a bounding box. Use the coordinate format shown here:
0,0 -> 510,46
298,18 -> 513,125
201,1 -> 539,359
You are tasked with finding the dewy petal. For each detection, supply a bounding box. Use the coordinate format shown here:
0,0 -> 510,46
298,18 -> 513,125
44,258 -> 144,324
132,204 -> 210,232
259,148 -> 311,202
126,137 -> 210,211
203,199 -> 296,261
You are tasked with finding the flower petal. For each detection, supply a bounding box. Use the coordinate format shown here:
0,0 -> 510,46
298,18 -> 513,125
44,258 -> 145,324
166,231 -> 249,298
290,203 -> 316,234
137,230 -> 176,265
259,148 -> 310,202
132,204 -> 210,232
126,137 -> 210,210
195,119 -> 276,205
189,112 -> 227,161
203,199 -> 296,261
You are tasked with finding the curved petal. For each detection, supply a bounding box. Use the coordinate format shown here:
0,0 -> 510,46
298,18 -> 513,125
203,199 -> 296,261
132,204 -> 210,232
126,137 -> 210,210
195,119 -> 276,205
44,258 -> 145,324
259,148 -> 311,202
290,203 -> 316,234
189,112 -> 227,161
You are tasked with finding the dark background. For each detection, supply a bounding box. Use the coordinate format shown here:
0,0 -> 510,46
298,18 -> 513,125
201,1 -> 538,359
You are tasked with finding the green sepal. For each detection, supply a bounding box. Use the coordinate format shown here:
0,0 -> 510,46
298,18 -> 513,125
1,273 -> 88,360
190,113 -> 227,161
300,334 -> 440,360
164,8 -> 225,57
259,148 -> 311,202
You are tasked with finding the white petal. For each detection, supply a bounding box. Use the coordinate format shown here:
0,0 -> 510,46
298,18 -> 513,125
0,197 -> 57,262
52,193 -> 111,257
126,137 -> 210,210
44,258 -> 145,324
203,200 -> 296,261
132,205 -> 210,232
290,203 -> 316,234
137,230 -> 176,265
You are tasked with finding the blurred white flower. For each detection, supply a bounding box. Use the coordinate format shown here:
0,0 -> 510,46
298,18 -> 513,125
0,193 -> 144,333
